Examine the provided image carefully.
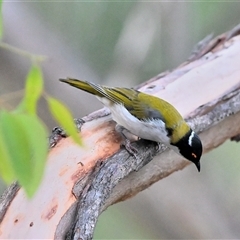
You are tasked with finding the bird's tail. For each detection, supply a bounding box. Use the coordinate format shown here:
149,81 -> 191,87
59,78 -> 100,96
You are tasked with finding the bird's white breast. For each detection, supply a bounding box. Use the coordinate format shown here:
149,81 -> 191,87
97,97 -> 170,145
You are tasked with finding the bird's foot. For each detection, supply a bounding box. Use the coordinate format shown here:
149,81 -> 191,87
115,124 -> 139,158
121,138 -> 138,158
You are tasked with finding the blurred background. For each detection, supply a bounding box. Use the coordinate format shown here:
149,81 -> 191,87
1,1 -> 240,239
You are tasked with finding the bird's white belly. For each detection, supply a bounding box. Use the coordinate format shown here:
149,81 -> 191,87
97,97 -> 170,144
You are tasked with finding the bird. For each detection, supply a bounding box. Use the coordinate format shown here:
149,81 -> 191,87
59,78 -> 202,171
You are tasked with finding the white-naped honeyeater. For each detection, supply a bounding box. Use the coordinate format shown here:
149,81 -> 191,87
60,78 -> 202,171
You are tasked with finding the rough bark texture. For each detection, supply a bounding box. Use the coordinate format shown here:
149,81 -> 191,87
1,25 -> 240,240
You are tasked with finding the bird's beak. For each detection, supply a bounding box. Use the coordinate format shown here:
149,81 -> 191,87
195,161 -> 201,172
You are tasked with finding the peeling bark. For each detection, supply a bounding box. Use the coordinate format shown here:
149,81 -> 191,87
1,25 -> 240,240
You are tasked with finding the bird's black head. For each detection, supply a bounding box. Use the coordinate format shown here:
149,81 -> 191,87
174,130 -> 202,172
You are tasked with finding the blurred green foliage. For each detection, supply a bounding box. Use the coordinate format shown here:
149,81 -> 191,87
0,14 -> 81,196
0,60 -> 81,196
0,62 -> 49,197
22,64 -> 43,115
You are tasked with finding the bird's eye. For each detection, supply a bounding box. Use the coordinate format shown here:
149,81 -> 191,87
191,153 -> 197,158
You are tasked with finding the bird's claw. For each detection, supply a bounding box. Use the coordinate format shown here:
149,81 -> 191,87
121,139 -> 138,158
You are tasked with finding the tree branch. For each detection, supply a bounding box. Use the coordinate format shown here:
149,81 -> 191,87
1,25 -> 240,240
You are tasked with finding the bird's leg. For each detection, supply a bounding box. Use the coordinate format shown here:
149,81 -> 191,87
115,124 -> 139,157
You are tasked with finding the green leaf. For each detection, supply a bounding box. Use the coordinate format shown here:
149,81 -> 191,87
47,97 -> 82,145
0,111 -> 32,190
0,115 -> 15,183
0,111 -> 48,197
14,99 -> 27,114
22,64 -> 43,115
0,0 -> 3,39
17,114 -> 48,197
